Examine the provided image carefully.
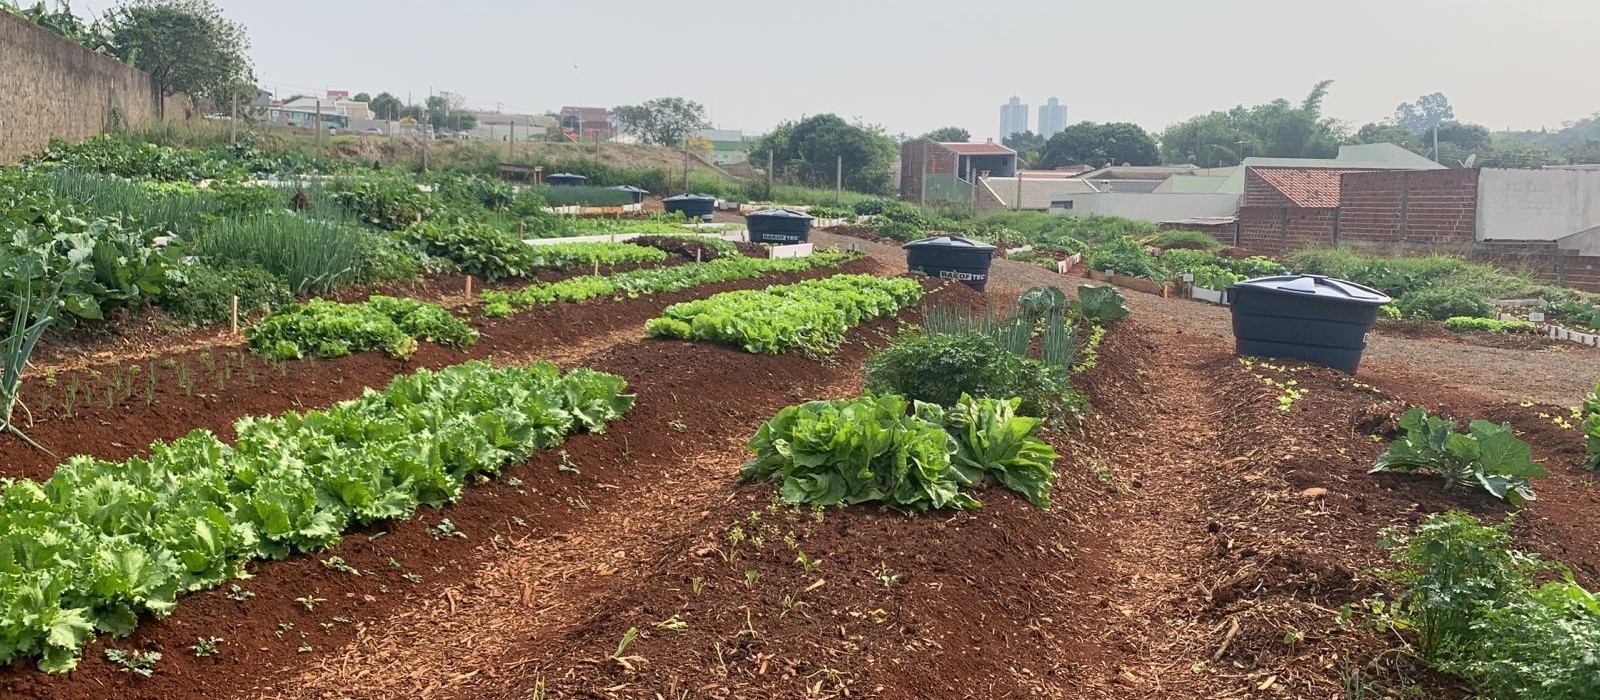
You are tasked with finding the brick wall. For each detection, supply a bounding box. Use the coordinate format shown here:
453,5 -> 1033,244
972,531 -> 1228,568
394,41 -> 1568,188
1243,169 -> 1295,208
1470,241 -> 1600,293
1238,206 -> 1339,254
1339,169 -> 1477,247
898,140 -> 957,202
0,12 -> 191,164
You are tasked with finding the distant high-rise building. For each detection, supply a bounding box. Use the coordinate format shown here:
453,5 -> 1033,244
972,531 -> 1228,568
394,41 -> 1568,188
999,96 -> 1029,141
1038,97 -> 1067,137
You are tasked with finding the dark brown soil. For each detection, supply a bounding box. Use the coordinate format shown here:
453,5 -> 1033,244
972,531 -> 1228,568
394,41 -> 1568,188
1375,319 -> 1588,352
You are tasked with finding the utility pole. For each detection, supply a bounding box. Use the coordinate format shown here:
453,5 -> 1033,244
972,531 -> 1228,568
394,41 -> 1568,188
230,92 -> 238,145
767,150 -> 774,198
1433,124 -> 1440,163
508,121 -> 515,161
1016,168 -> 1023,211
315,100 -> 323,157
683,143 -> 691,193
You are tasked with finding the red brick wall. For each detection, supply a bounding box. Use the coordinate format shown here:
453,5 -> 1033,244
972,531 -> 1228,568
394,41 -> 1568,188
1238,206 -> 1338,255
1338,169 -> 1477,247
1243,169 -> 1295,208
898,140 -> 958,201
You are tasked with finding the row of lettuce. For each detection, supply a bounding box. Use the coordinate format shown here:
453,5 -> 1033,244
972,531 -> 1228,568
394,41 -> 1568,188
0,361 -> 634,672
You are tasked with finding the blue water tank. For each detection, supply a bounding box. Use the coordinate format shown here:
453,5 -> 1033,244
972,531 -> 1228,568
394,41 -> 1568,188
746,208 -> 815,244
663,193 -> 716,222
903,235 -> 997,292
546,172 -> 588,187
608,185 -> 649,204
1228,275 -> 1392,372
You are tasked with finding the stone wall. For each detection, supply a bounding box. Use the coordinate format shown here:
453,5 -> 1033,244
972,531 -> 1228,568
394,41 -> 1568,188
0,11 -> 190,164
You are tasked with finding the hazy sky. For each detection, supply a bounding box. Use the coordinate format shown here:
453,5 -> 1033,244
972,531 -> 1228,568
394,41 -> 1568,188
176,0 -> 1597,138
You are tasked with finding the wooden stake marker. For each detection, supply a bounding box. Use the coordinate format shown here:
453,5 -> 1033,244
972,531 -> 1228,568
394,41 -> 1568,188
229,295 -> 239,335
465,276 -> 475,299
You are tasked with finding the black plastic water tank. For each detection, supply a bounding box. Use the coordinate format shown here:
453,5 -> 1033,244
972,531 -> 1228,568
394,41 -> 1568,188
609,185 -> 649,204
663,193 -> 716,222
546,173 -> 588,187
746,208 -> 814,244
1227,275 -> 1392,372
903,236 -> 998,292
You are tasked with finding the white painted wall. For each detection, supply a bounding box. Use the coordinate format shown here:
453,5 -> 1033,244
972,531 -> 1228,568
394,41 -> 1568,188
1048,192 -> 1240,222
1477,168 -> 1600,242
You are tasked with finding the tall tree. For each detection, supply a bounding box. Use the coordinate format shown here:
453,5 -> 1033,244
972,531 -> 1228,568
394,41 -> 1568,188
1038,122 -> 1159,168
352,92 -> 371,103
1395,92 -> 1455,134
1002,130 -> 1047,168
368,92 -> 403,121
751,114 -> 897,194
922,126 -> 970,142
424,92 -> 476,131
1157,81 -> 1343,166
613,97 -> 710,146
101,0 -> 253,105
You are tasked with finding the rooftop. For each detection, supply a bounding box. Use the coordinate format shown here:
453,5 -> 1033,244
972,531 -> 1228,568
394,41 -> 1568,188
942,141 -> 1015,156
1251,167 -> 1373,208
980,176 -> 1096,209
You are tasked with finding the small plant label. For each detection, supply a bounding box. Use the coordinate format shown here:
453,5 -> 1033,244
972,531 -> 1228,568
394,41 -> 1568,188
1181,273 -> 1195,283
1529,312 -> 1546,322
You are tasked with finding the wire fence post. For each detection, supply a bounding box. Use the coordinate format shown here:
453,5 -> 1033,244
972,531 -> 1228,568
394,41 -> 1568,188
230,92 -> 238,145
836,155 -> 842,206
314,100 -> 323,157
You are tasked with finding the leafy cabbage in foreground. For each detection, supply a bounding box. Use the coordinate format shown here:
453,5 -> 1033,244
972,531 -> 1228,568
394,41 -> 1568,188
742,394 -> 1056,511
0,361 -> 631,672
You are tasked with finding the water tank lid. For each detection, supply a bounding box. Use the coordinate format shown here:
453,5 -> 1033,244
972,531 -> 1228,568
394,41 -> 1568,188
901,235 -> 997,251
663,193 -> 715,202
747,208 -> 814,220
1232,275 -> 1392,305
547,172 -> 587,178
609,185 -> 649,193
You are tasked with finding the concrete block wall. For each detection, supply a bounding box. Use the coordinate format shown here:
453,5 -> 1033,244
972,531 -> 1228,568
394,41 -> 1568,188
0,11 -> 190,164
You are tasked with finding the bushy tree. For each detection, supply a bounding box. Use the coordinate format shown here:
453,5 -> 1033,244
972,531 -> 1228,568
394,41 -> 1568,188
923,126 -> 970,142
1038,122 -> 1159,168
368,92 -> 403,121
352,92 -> 371,103
101,0 -> 253,105
424,92 -> 476,131
1003,130 -> 1046,168
1396,92 -> 1455,134
613,97 -> 709,146
1157,81 -> 1343,166
751,114 -> 897,194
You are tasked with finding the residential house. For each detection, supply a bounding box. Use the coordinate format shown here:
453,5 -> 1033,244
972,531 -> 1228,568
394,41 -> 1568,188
559,106 -> 613,141
471,112 -> 559,142
899,139 -> 1018,204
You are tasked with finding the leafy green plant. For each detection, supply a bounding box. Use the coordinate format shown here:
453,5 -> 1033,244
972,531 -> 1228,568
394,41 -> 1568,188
104,648 -> 161,677
1369,407 -> 1548,505
1147,230 -> 1223,251
924,395 -> 1059,508
400,219 -> 539,281
481,252 -> 854,317
863,330 -> 1064,416
1378,512 -> 1600,700
1583,381 -> 1600,472
0,360 -> 632,671
191,212 -> 399,294
645,274 -> 922,356
158,263 -> 291,326
1086,236 -> 1162,279
1076,285 -> 1129,323
246,296 -> 477,360
1443,316 -> 1535,334
1397,286 -> 1494,321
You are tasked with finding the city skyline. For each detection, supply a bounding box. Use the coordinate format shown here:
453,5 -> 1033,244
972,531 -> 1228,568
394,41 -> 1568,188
999,96 -> 1028,142
1038,97 -> 1067,138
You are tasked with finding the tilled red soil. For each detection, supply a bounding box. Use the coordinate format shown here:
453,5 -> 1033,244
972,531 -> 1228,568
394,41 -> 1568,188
0,269 -> 945,700
0,257 -> 876,480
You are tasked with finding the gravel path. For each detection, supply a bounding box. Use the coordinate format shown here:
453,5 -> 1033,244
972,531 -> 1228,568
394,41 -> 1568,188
813,229 -> 1600,407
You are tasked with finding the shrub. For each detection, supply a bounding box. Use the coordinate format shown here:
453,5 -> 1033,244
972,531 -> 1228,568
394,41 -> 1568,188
1086,236 -> 1162,279
328,176 -> 442,230
863,331 -> 1065,416
628,234 -> 739,261
159,263 -> 291,326
1397,285 -> 1493,321
1379,512 -> 1600,700
1443,316 -> 1536,334
207,181 -> 285,216
401,219 -> 538,281
1148,230 -> 1223,251
1077,285 -> 1129,323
